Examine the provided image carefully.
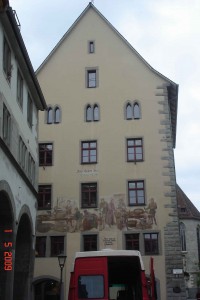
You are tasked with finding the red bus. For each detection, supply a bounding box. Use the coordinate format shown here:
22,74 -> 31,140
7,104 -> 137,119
68,249 -> 155,300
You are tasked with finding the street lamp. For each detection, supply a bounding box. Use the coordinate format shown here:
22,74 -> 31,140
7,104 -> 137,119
58,254 -> 67,300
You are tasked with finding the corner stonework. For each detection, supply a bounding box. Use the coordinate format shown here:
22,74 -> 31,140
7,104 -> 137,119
157,84 -> 187,299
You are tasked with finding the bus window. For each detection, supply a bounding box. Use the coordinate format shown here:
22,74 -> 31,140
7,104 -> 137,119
78,275 -> 104,299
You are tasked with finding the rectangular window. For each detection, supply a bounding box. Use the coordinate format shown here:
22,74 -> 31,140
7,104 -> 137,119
50,236 -> 64,257
87,70 -> 96,88
38,185 -> 51,210
35,237 -> 46,257
83,235 -> 97,251
144,233 -> 159,255
3,37 -> 12,82
127,138 -> 143,161
81,183 -> 97,208
39,143 -> 53,166
19,137 -> 27,170
28,153 -> 32,179
81,141 -> 97,164
88,41 -> 95,53
17,70 -> 23,108
3,104 -> 11,145
27,94 -> 33,127
128,180 -> 145,206
30,157 -> 36,184
125,233 -> 139,250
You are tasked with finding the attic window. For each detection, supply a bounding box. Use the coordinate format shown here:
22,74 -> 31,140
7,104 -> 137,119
180,207 -> 187,213
88,41 -> 95,53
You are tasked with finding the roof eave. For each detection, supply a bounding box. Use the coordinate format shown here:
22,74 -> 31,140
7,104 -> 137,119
0,5 -> 47,110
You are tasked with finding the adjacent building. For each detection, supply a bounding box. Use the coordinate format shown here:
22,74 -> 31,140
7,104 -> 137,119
177,185 -> 200,298
34,3 -> 186,300
0,1 -> 46,299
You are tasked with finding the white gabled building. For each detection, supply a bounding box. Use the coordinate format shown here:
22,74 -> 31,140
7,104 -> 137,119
34,3 -> 186,300
0,1 -> 46,299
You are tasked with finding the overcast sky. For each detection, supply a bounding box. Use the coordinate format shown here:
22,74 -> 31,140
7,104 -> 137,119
9,0 -> 200,210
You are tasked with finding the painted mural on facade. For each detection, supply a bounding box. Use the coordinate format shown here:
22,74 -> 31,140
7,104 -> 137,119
37,195 -> 157,233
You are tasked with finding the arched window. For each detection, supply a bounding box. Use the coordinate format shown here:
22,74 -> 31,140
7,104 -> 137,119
54,106 -> 61,123
86,105 -> 92,121
133,102 -> 140,119
47,107 -> 53,124
180,222 -> 186,251
93,104 -> 99,121
126,103 -> 132,119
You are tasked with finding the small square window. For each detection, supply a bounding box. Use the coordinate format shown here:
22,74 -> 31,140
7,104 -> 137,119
144,233 -> 159,255
81,183 -> 97,208
88,41 -> 95,53
38,185 -> 52,210
128,180 -> 145,206
50,236 -> 64,257
83,234 -> 97,251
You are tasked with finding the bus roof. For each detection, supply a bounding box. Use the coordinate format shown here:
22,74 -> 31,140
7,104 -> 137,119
74,249 -> 145,270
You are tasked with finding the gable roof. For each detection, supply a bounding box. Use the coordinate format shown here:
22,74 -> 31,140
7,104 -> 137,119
177,184 -> 200,221
36,2 -> 178,146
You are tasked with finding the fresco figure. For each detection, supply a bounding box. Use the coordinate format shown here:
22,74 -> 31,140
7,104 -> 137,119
74,207 -> 83,231
82,210 -> 98,231
146,198 -> 157,225
65,199 -> 72,216
99,198 -> 108,230
115,198 -> 127,230
105,198 -> 116,227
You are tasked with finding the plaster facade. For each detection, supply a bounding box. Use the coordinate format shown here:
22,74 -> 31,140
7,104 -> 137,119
34,3 -> 186,300
0,2 -> 46,299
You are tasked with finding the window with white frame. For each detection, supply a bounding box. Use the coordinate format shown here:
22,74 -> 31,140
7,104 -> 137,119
46,106 -> 61,124
54,106 -> 61,123
86,104 -> 99,122
127,138 -> 143,162
86,69 -> 98,88
88,41 -> 95,53
125,101 -> 141,120
81,141 -> 97,164
128,180 -> 145,206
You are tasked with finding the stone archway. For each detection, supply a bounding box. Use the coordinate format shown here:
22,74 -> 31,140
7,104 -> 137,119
33,277 -> 60,300
0,187 -> 14,300
13,212 -> 33,300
